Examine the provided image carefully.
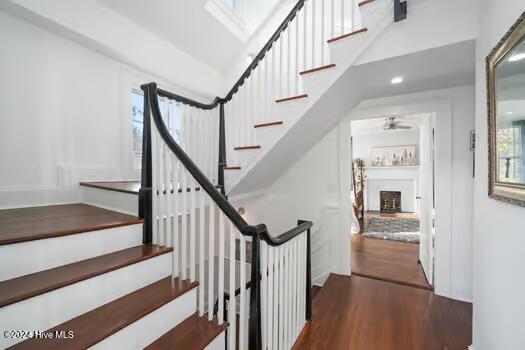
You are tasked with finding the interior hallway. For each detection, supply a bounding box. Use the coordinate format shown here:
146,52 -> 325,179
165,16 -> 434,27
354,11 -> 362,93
351,234 -> 431,290
293,274 -> 472,350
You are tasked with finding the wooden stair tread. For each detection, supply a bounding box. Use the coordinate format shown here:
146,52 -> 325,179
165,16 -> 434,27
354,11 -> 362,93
145,314 -> 227,350
0,245 -> 172,308
80,181 -> 140,195
234,145 -> 261,150
0,204 -> 143,246
299,63 -> 336,75
11,277 -> 199,350
275,94 -> 308,103
224,166 -> 241,170
254,121 -> 284,128
327,28 -> 368,44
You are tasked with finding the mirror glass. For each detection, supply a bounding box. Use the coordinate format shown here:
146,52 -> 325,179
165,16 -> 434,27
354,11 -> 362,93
495,38 -> 525,185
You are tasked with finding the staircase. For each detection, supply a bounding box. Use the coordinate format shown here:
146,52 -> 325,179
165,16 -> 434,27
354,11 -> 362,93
0,0 -> 398,349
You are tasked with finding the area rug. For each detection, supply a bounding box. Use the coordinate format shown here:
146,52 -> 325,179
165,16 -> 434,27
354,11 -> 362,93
362,217 -> 420,244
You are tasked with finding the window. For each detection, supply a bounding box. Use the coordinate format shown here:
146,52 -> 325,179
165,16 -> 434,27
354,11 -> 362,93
497,125 -> 523,183
131,90 -> 183,168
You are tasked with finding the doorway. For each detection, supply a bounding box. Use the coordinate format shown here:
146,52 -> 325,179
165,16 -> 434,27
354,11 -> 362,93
350,113 -> 435,290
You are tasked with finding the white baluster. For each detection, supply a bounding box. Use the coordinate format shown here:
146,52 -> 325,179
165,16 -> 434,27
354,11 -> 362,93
279,36 -> 283,99
331,0 -> 335,38
312,0 -> 316,69
190,183 -> 196,282
321,0 -> 325,65
208,199 -> 215,320
239,235 -> 246,350
278,245 -> 284,349
287,27 -> 291,97
199,189 -> 205,315
261,241 -> 268,350
172,158 -> 180,278
181,169 -> 188,280
303,2 -> 307,70
292,237 -> 298,338
295,16 -> 300,94
273,246 -> 279,350
228,222 -> 236,350
267,245 -> 274,350
341,0 -> 345,35
153,125 -> 160,246
218,211 -> 225,324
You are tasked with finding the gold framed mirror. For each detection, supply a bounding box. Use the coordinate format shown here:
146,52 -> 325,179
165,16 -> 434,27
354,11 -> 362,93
487,11 -> 525,207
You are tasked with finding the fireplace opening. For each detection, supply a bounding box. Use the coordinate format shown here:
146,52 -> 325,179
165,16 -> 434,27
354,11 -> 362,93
380,191 -> 401,213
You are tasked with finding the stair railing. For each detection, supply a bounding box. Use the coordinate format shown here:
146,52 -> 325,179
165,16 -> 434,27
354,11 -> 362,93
141,82 -> 313,350
139,1 -> 366,348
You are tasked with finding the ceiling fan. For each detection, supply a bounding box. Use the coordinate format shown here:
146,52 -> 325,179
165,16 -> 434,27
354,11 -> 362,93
383,116 -> 412,130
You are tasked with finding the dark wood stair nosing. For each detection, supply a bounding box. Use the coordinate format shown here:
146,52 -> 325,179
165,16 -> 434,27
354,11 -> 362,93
224,166 -> 242,170
0,219 -> 144,247
275,94 -> 308,103
254,121 -> 284,128
0,245 -> 173,308
234,145 -> 262,151
359,0 -> 375,6
145,313 -> 228,349
11,277 -> 199,350
327,28 -> 368,44
299,63 -> 336,75
79,181 -> 140,195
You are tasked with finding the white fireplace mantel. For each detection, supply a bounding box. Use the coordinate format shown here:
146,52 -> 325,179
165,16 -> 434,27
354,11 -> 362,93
364,167 -> 420,214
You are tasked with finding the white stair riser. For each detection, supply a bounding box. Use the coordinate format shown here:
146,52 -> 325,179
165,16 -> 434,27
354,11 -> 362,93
0,224 -> 143,281
0,252 -> 171,348
91,288 -> 197,350
205,330 -> 226,350
225,0 -> 393,194
83,187 -> 138,216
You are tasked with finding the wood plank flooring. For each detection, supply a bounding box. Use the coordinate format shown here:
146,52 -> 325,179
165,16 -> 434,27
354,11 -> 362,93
352,234 -> 431,290
293,274 -> 472,350
0,204 -> 142,245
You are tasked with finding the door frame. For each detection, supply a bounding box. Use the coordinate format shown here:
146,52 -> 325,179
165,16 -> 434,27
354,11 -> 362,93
343,97 -> 453,299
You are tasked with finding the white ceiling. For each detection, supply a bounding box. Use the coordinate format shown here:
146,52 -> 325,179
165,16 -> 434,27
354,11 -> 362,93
97,0 -> 246,72
353,39 -> 476,100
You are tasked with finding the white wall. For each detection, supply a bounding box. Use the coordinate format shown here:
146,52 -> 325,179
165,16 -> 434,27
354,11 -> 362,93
473,2 -> 525,349
352,129 -> 420,165
355,0 -> 478,65
0,11 -> 208,208
352,129 -> 421,212
232,125 -> 351,286
351,85 -> 475,302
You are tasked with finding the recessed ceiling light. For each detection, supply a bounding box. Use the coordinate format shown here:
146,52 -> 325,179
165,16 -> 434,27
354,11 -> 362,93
506,111 -> 513,115
508,53 -> 525,62
391,76 -> 403,84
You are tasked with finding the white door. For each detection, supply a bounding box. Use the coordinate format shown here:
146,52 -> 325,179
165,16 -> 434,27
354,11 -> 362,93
418,115 -> 434,285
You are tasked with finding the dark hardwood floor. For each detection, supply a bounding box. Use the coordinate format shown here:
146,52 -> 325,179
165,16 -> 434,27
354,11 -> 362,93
352,234 -> 431,290
294,274 -> 472,350
0,204 -> 142,245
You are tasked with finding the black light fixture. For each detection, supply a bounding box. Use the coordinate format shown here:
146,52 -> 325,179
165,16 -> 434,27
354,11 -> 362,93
394,0 -> 407,22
